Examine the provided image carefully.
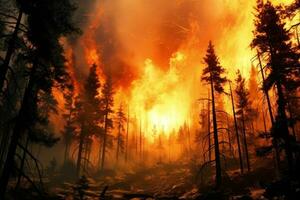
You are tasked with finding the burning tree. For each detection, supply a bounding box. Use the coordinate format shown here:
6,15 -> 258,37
201,41 -> 227,187
251,0 -> 300,176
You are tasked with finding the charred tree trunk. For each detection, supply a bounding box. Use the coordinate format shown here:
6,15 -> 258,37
241,111 -> 250,172
76,128 -> 85,177
15,134 -> 29,189
125,107 -> 129,163
64,141 -> 71,164
98,138 -> 103,169
229,82 -> 244,174
83,142 -> 88,171
209,76 -> 222,187
287,102 -> 297,139
87,142 -> 92,170
0,73 -> 37,198
101,109 -> 108,171
276,81 -> 294,176
226,115 -> 233,157
207,95 -> 212,162
116,125 -> 121,165
262,108 -> 268,133
257,51 -> 280,171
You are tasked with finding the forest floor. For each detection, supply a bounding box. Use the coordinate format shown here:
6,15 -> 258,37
51,162 -> 277,200
55,163 -> 197,199
8,161 -> 300,199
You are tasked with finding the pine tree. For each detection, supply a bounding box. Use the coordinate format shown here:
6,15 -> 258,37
115,104 -> 126,165
100,74 -> 114,171
229,81 -> 244,174
76,64 -> 102,177
235,70 -> 251,172
0,0 -> 78,195
251,0 -> 300,175
62,83 -> 77,164
201,41 -> 227,187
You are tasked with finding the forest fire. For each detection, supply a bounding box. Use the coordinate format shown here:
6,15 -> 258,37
59,0 -> 298,170
73,0 -> 256,139
0,0 -> 300,199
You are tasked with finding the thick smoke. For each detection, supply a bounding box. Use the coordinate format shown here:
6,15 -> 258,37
69,0 -> 260,87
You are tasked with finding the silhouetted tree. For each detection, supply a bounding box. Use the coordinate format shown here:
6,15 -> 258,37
100,75 -> 114,171
201,41 -> 227,187
62,83 -> 76,164
0,0 -> 24,91
251,0 -> 300,175
0,0 -> 78,195
115,104 -> 126,165
229,81 -> 244,174
76,64 -> 102,177
235,70 -> 251,172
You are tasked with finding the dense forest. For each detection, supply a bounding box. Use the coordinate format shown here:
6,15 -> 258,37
0,0 -> 300,199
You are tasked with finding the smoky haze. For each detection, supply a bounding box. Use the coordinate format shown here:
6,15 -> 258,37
70,0 -> 260,88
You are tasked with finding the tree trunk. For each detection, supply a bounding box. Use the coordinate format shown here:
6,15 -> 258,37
187,124 -> 191,158
262,109 -> 267,133
226,115 -> 233,157
229,82 -> 244,174
257,51 -> 280,171
83,142 -> 88,171
86,142 -> 92,170
125,107 -> 129,163
0,70 -> 37,198
0,124 -> 11,167
0,65 -> 37,199
116,125 -> 120,166
0,9 -> 23,91
101,112 -> 108,171
15,135 -> 29,189
207,96 -> 211,162
241,111 -> 250,172
64,141 -> 70,164
76,128 -> 84,177
210,77 -> 222,188
139,118 -> 142,160
287,102 -> 297,139
0,121 -> 24,198
98,138 -> 103,169
276,81 -> 294,176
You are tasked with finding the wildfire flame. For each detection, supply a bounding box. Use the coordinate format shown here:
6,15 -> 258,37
64,0 -> 295,141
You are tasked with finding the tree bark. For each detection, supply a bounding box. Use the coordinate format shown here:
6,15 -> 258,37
207,94 -> 211,162
257,51 -> 280,172
116,124 -> 121,165
64,141 -> 70,164
125,106 -> 129,163
241,111 -> 250,172
229,82 -> 244,174
210,76 -> 222,188
101,108 -> 108,171
0,74 -> 36,198
15,134 -> 29,189
276,81 -> 294,176
76,127 -> 84,177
